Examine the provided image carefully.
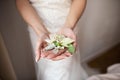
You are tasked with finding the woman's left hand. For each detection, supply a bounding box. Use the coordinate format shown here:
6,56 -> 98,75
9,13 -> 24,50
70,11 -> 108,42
44,27 -> 77,61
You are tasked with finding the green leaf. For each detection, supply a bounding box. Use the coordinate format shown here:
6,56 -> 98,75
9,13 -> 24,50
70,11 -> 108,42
53,41 -> 58,46
53,41 -> 62,47
61,38 -> 74,45
67,44 -> 75,54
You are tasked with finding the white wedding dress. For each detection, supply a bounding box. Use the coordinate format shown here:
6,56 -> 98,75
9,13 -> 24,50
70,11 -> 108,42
28,0 -> 88,80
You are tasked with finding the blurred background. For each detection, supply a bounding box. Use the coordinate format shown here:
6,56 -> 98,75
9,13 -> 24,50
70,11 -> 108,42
0,0 -> 120,80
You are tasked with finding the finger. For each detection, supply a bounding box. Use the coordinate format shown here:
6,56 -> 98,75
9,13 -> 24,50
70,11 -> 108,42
45,49 -> 64,59
40,41 -> 48,57
73,41 -> 77,48
51,54 -> 68,61
70,33 -> 76,42
35,40 -> 42,62
57,49 -> 66,55
46,49 -> 66,59
35,49 -> 41,62
64,52 -> 72,57
46,53 -> 56,59
41,50 -> 53,58
42,41 -> 47,48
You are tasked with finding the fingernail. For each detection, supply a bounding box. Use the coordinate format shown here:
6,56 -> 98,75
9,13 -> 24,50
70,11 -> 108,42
35,56 -> 38,62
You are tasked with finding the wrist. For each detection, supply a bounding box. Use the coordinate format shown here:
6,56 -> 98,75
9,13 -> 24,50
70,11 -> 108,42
64,22 -> 76,30
32,24 -> 50,36
37,30 -> 49,38
37,32 -> 49,41
37,27 -> 50,35
58,26 -> 73,35
60,26 -> 73,31
63,25 -> 75,30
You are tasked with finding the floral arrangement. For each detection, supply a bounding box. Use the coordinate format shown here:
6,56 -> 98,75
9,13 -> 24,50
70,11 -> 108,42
44,34 -> 75,54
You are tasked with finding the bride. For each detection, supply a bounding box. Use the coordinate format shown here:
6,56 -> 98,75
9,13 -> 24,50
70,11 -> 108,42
16,0 -> 88,80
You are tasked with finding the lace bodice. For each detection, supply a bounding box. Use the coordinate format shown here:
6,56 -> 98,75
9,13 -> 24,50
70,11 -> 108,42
29,0 -> 72,33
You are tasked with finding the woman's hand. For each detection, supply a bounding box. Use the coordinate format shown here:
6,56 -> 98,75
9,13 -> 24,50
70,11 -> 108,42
35,31 -> 70,61
44,27 -> 77,61
35,32 -> 49,62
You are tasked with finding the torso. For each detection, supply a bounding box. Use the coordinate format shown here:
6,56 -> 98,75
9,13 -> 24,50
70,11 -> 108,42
29,0 -> 72,33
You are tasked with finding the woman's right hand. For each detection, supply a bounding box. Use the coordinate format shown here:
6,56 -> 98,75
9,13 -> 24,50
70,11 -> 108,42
35,32 -> 49,62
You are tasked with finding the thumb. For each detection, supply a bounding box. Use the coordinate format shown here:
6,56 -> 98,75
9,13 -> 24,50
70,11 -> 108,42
35,50 -> 41,62
35,40 -> 42,62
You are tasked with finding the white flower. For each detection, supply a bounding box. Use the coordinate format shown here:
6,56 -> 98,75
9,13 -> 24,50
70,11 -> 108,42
45,34 -> 56,44
44,43 -> 55,51
44,34 -> 75,54
61,38 -> 74,47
